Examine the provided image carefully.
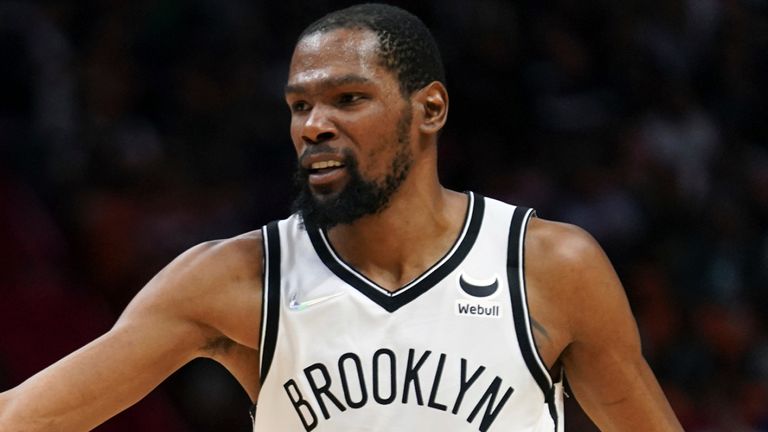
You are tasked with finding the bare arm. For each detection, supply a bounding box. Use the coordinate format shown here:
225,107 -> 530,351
0,232 -> 263,431
526,220 -> 682,431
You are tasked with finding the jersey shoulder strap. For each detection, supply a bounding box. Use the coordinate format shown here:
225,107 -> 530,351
506,206 -> 560,425
259,220 -> 282,384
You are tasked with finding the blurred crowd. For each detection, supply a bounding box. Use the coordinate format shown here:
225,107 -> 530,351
1,0 -> 766,430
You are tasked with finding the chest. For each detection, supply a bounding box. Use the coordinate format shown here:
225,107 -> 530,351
253,198 -> 562,431
260,270 -> 549,431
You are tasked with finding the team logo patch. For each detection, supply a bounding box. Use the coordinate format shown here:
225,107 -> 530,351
456,274 -> 502,319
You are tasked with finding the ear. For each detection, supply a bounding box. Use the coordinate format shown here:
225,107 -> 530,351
414,81 -> 448,135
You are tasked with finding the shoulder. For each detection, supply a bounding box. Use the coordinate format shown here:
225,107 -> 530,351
524,216 -> 619,296
525,217 -> 606,275
525,218 -> 625,328
144,229 -> 264,299
524,217 -> 630,341
118,229 -> 265,348
191,229 -> 264,265
171,230 -> 264,283
522,218 -> 603,330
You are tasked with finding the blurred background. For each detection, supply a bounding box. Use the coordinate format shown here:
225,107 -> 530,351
1,0 -> 766,430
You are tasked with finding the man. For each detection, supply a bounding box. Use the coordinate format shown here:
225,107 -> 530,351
0,4 -> 683,431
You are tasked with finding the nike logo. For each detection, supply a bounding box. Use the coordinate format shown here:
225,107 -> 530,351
459,275 -> 499,298
288,292 -> 345,311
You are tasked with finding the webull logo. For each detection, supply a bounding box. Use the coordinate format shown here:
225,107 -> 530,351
456,300 -> 502,318
456,273 -> 502,318
458,275 -> 499,298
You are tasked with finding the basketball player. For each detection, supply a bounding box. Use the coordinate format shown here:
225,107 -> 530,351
0,4 -> 683,431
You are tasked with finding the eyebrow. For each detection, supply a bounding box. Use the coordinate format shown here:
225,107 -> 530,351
284,74 -> 373,95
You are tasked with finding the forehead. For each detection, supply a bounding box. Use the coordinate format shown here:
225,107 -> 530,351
287,28 -> 393,92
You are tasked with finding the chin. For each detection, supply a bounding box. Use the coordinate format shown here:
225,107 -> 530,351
310,185 -> 343,200
310,175 -> 355,199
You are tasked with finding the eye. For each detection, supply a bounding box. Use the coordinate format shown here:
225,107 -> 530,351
290,101 -> 310,113
337,93 -> 365,106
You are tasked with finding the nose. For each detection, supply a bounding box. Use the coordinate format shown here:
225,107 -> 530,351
301,104 -> 338,145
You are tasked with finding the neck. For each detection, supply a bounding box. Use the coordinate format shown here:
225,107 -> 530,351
325,174 -> 468,292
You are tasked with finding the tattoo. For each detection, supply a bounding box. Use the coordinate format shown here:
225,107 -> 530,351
202,336 -> 235,356
531,318 -> 551,342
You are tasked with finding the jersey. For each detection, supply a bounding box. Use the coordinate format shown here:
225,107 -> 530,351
252,192 -> 565,431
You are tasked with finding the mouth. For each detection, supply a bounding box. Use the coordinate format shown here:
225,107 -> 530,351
307,159 -> 347,188
308,160 -> 345,175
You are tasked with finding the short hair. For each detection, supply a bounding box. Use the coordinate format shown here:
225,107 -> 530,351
298,3 -> 445,96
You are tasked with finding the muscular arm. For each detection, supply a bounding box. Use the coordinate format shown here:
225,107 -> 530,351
0,232 -> 264,431
526,219 -> 682,431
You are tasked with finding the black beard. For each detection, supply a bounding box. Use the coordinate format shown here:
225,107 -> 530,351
291,108 -> 413,230
291,145 -> 412,229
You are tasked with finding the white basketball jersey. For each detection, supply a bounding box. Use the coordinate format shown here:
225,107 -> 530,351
252,193 -> 565,431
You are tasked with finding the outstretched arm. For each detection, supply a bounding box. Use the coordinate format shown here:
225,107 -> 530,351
0,232 -> 263,431
527,220 -> 682,431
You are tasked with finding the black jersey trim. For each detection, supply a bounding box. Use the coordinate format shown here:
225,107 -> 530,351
306,192 -> 484,313
259,221 -> 281,385
506,206 -> 560,429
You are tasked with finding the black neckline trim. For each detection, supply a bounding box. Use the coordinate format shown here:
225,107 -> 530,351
306,192 -> 485,313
